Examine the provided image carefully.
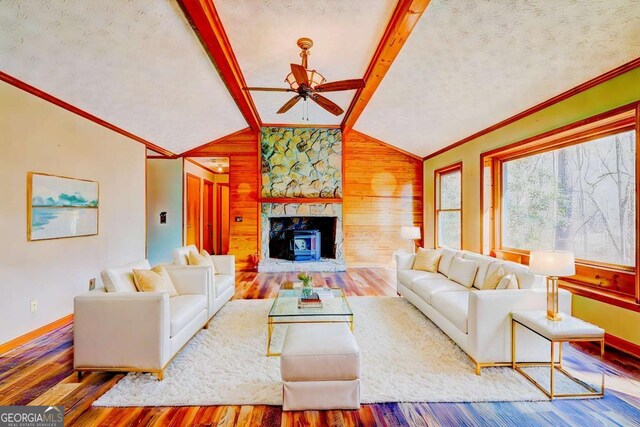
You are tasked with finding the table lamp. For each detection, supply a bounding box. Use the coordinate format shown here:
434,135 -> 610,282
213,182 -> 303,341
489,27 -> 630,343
400,226 -> 421,254
528,250 -> 575,321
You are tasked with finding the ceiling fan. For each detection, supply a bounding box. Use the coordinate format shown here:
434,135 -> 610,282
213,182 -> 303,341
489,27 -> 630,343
243,37 -> 365,116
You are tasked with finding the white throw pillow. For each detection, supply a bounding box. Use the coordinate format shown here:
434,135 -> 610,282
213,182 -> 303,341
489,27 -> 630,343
447,257 -> 479,288
496,273 -> 519,289
438,248 -> 461,276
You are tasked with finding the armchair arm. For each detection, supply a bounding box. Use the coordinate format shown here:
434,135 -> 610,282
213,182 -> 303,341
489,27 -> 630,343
396,253 -> 416,271
164,265 -> 210,296
212,255 -> 235,277
73,290 -> 170,370
468,289 -> 571,362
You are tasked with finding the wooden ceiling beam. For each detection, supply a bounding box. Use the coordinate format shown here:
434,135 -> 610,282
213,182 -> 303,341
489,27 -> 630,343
341,0 -> 431,134
178,0 -> 262,132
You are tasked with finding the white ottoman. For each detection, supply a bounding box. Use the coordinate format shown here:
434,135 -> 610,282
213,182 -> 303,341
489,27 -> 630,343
281,323 -> 361,411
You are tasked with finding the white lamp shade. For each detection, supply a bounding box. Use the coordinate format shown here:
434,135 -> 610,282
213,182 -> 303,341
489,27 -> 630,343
400,226 -> 421,240
529,250 -> 576,276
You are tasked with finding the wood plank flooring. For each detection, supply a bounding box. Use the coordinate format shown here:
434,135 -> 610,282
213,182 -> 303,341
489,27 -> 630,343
1,268 -> 639,426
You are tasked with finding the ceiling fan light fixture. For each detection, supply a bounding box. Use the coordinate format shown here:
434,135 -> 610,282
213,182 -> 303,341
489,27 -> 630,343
285,69 -> 326,91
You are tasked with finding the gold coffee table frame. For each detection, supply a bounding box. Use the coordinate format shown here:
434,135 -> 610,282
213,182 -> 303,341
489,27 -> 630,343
511,315 -> 605,399
267,287 -> 353,357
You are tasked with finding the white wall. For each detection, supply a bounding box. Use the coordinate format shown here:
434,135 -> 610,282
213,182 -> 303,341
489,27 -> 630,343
0,81 -> 146,344
147,158 -> 183,265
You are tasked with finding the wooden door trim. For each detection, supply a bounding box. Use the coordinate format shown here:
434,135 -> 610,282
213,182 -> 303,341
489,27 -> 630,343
185,173 -> 202,250
203,179 -> 214,254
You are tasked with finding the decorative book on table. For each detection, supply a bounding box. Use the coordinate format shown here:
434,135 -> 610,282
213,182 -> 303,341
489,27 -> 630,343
298,292 -> 322,308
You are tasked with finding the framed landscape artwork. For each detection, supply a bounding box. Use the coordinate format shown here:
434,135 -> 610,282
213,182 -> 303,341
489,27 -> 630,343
28,172 -> 99,241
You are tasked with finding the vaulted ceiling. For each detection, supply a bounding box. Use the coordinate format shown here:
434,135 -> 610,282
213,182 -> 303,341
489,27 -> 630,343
1,0 -> 639,157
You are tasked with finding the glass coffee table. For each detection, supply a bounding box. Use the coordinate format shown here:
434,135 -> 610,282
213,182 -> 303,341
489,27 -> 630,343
267,287 -> 353,356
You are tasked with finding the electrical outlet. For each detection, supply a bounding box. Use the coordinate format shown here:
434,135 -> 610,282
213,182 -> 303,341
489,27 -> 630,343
30,299 -> 38,313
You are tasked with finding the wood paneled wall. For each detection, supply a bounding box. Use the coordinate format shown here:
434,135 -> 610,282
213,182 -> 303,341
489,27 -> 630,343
343,130 -> 423,266
187,129 -> 259,271
185,128 -> 423,269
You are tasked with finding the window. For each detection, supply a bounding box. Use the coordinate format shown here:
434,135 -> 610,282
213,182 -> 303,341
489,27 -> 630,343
502,130 -> 636,267
482,105 -> 639,302
435,163 -> 462,249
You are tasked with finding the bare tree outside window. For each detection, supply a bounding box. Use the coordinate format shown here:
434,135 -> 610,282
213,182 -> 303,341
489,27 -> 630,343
437,167 -> 462,249
502,130 -> 636,267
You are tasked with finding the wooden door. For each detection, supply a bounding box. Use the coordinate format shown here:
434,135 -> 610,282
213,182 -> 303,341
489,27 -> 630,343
202,180 -> 214,254
217,183 -> 230,255
186,173 -> 201,250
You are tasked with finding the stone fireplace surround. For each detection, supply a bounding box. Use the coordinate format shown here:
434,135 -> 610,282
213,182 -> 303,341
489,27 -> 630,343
258,203 -> 346,272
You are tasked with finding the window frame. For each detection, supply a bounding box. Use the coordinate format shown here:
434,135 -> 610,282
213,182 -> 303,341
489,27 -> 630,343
480,102 -> 640,307
434,162 -> 463,249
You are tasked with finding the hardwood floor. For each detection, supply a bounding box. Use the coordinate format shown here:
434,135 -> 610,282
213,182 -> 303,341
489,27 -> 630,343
1,268 -> 639,426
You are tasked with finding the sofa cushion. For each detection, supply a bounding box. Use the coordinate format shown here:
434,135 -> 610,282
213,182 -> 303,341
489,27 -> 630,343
169,295 -> 207,337
132,265 -> 179,297
215,274 -> 234,296
501,261 -> 537,289
481,265 -> 505,290
462,252 -> 499,289
431,292 -> 469,333
412,278 -> 468,304
447,257 -> 479,288
437,248 -> 462,276
496,273 -> 519,289
101,260 -> 150,293
413,248 -> 441,272
398,270 -> 445,290
173,245 -> 198,266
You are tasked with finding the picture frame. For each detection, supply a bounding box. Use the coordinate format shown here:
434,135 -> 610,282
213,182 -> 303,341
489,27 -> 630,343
27,172 -> 99,241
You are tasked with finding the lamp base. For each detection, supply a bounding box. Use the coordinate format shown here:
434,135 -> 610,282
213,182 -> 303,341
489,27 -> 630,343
546,313 -> 563,321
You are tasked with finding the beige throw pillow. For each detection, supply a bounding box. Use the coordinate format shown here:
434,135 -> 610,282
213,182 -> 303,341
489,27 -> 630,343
132,265 -> 179,297
412,248 -> 442,272
482,265 -> 506,290
496,273 -> 519,290
188,250 -> 216,273
447,257 -> 479,288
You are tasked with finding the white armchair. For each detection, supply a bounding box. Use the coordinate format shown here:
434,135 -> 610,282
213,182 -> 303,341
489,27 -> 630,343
74,260 -> 209,380
171,245 -> 235,318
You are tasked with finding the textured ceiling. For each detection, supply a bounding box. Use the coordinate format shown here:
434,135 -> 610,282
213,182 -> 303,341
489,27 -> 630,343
356,0 -> 640,158
215,0 -> 396,125
0,0 -> 247,154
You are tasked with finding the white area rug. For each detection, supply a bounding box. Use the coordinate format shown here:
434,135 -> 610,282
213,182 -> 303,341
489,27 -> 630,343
94,297 -> 578,407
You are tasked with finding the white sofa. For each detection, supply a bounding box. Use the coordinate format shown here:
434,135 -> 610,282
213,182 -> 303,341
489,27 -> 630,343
74,260 -> 209,380
396,248 -> 572,374
171,245 -> 235,319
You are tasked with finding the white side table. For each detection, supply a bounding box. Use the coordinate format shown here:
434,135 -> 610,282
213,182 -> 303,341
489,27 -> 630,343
511,310 -> 605,399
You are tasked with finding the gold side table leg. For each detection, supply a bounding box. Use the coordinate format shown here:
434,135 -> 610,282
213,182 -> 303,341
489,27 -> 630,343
267,320 -> 274,356
550,340 -> 555,399
511,319 -> 516,369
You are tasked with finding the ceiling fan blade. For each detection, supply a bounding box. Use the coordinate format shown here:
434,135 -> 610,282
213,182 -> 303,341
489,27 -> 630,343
244,87 -> 293,92
290,63 -> 310,87
314,79 -> 365,92
276,95 -> 302,114
310,94 -> 344,116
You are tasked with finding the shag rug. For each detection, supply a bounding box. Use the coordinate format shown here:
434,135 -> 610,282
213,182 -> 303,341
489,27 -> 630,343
94,297 -> 587,407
